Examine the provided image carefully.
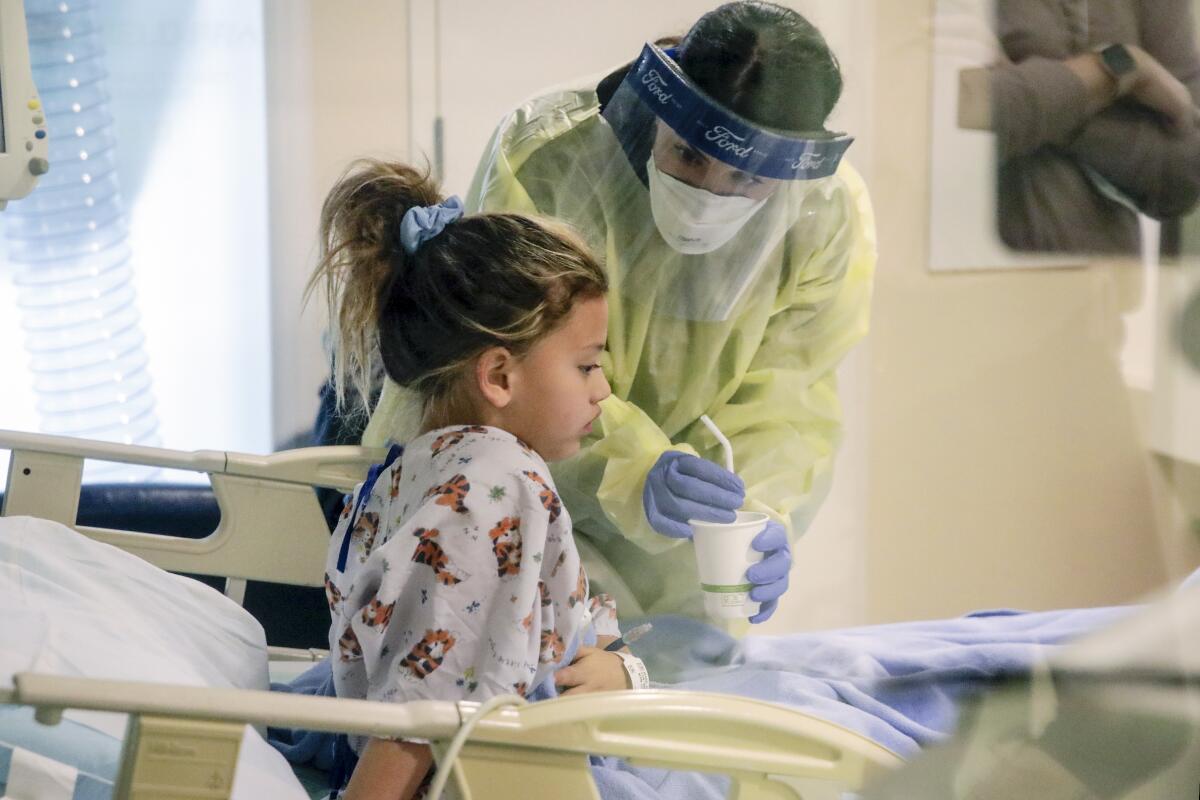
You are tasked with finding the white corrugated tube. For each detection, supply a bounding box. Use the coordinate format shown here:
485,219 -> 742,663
5,0 -> 160,469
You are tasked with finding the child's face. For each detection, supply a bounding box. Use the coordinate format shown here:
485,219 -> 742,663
506,295 -> 611,462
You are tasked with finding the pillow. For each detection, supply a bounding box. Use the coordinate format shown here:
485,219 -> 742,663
0,515 -> 307,799
0,515 -> 268,695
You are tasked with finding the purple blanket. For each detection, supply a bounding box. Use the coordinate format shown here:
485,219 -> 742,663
271,604 -> 1133,799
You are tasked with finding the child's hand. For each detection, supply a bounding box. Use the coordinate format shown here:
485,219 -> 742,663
555,646 -> 628,694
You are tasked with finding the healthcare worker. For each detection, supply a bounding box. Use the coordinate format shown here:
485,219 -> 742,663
362,1 -> 876,624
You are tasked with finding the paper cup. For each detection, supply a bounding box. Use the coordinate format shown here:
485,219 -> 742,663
690,511 -> 769,619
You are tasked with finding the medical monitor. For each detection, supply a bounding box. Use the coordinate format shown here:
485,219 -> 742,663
0,0 -> 48,209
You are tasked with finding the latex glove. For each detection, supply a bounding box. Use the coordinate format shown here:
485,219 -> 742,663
746,520 -> 791,624
642,451 -> 745,539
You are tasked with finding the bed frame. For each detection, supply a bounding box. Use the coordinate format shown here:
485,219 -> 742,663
0,428 -> 903,800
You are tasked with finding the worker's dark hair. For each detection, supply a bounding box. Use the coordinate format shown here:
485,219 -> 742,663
598,1 -> 841,132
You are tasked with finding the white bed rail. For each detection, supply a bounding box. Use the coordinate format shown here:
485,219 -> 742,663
8,672 -> 903,800
0,429 -> 385,589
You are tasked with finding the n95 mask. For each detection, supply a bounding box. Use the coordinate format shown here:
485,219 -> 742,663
646,156 -> 768,255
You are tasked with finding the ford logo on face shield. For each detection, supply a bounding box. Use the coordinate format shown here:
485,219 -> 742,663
790,152 -> 826,171
703,126 -> 754,158
641,69 -> 674,105
620,43 -> 854,180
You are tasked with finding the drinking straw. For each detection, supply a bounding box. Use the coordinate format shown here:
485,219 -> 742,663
700,414 -> 734,473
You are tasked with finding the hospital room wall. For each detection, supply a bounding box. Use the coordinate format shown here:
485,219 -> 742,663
264,0 -> 410,448
862,1 -> 1200,623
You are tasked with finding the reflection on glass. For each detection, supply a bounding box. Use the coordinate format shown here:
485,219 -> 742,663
0,61 -> 6,154
990,0 -> 1200,257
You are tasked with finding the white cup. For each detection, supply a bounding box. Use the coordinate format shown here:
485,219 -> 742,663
690,511 -> 769,620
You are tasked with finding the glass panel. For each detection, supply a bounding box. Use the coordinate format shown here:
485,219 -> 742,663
0,0 -> 270,488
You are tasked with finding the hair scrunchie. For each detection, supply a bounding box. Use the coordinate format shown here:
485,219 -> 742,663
399,195 -> 464,254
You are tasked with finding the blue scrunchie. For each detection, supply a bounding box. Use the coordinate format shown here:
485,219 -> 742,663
399,195 -> 464,254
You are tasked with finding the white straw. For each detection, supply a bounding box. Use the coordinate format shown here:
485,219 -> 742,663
700,414 -> 734,473
621,623 -> 653,646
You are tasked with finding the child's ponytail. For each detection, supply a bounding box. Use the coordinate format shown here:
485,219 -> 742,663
308,160 -> 441,414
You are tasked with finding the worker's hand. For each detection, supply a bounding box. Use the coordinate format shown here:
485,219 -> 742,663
747,520 -> 792,624
1127,44 -> 1200,134
642,451 -> 745,539
555,646 -> 628,694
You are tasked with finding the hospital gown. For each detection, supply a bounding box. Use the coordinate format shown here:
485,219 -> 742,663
324,424 -> 620,735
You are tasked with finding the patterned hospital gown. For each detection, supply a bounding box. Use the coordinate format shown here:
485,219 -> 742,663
325,425 -> 620,729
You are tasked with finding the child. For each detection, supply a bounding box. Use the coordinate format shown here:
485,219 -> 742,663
311,160 -> 642,799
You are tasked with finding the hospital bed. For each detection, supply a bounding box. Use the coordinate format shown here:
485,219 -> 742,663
0,428 -> 903,800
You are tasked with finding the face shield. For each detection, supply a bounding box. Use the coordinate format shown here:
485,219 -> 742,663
590,43 -> 854,321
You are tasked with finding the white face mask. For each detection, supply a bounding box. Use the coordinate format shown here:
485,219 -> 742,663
646,156 -> 768,254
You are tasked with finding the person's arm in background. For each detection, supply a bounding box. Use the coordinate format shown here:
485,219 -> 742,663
1064,102 -> 1200,219
992,50 -> 1200,218
1063,0 -> 1200,218
989,52 -> 1122,161
1137,0 -> 1200,106
988,44 -> 1192,156
988,0 -> 1200,218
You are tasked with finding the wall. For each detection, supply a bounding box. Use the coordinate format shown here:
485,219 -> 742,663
264,0 -> 409,447
865,0 -> 1186,622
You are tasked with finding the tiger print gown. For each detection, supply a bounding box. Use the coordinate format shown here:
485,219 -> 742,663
325,425 -> 620,747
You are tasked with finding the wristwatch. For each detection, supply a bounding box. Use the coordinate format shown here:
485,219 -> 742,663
1095,43 -> 1137,95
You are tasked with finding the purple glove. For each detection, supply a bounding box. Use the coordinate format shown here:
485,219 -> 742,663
642,451 -> 745,539
746,520 -> 791,623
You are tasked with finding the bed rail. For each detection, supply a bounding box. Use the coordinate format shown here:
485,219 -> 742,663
8,672 -> 902,800
0,429 -> 385,589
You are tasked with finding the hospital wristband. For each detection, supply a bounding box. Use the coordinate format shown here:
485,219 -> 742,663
615,651 -> 650,690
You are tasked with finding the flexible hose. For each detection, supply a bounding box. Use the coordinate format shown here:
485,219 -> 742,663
5,0 -> 160,462
427,694 -> 528,800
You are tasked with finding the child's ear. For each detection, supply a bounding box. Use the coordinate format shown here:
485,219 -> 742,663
476,346 -> 516,409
